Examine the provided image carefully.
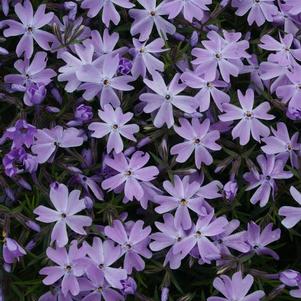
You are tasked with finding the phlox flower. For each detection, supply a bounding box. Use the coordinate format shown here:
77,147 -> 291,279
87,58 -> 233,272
219,89 -> 274,145
89,105 -> 139,154
34,182 -> 92,247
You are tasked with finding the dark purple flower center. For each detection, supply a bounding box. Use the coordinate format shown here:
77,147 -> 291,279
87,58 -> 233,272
98,287 -> 103,292
265,175 -> 271,181
112,124 -> 118,130
150,11 -> 156,16
165,94 -> 171,100
27,26 -> 33,32
194,138 -> 201,144
244,111 -> 253,118
61,213 -> 67,218
65,265 -> 72,272
125,170 -> 132,176
215,53 -> 222,59
103,79 -> 110,86
82,176 -> 87,182
195,230 -> 202,237
287,144 -> 292,151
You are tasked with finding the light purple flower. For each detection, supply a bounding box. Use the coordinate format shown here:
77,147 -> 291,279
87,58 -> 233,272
3,147 -> 38,177
58,40 -> 101,93
284,0 -> 301,15
276,63 -> 301,111
140,72 -> 196,128
40,241 -> 86,296
121,277 -> 137,296
219,89 -> 274,145
2,119 -> 36,148
154,175 -> 206,230
129,0 -> 176,41
3,237 -> 26,264
223,181 -> 238,201
171,118 -> 221,168
118,58 -> 132,75
31,126 -> 84,164
105,219 -> 152,273
280,269 -> 301,298
181,70 -> 230,112
90,29 -> 127,59
78,54 -> 134,108
84,237 -> 127,289
279,186 -> 301,229
213,219 -> 250,254
231,0 -> 278,26
3,0 -> 55,58
34,182 -> 92,247
261,122 -> 300,168
150,213 -> 186,269
161,0 -> 211,23
207,271 -> 265,301
191,30 -> 249,82
243,154 -> 293,207
89,105 -> 139,154
259,33 -> 301,66
4,51 -> 56,106
24,82 -> 46,106
102,151 -> 159,201
246,222 -> 281,260
74,104 -> 93,123
130,38 -> 167,78
81,0 -> 134,27
173,211 -> 228,263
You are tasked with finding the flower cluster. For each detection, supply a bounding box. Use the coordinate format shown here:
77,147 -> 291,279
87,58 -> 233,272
1,0 -> 301,300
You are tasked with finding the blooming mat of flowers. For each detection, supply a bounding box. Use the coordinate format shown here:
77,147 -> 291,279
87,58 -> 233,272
1,0 -> 301,300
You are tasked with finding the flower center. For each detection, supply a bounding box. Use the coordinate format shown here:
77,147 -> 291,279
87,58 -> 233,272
150,11 -> 156,16
180,199 -> 188,206
195,230 -> 202,238
61,213 -> 67,218
244,111 -> 253,118
97,286 -> 103,292
103,79 -> 110,86
124,243 -> 132,250
194,138 -> 201,144
124,170 -> 132,176
165,94 -> 171,101
27,26 -> 33,32
215,52 -> 222,59
65,265 -> 72,272
265,175 -> 271,181
139,47 -> 145,53
207,82 -> 213,88
112,124 -> 118,130
287,143 -> 292,151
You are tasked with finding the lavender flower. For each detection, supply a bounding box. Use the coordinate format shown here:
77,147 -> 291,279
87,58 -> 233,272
219,89 -> 274,145
261,122 -> 300,168
81,0 -> 134,27
191,31 -> 250,82
84,237 -> 127,288
129,0 -> 176,41
2,119 -> 36,148
89,105 -> 139,154
118,58 -> 132,75
150,213 -> 186,269
34,183 -> 92,247
181,70 -> 230,112
40,241 -> 86,296
280,269 -> 301,298
154,175 -> 206,230
140,72 -> 196,128
231,0 -> 278,26
171,118 -> 221,168
173,211 -> 228,263
243,154 -> 293,207
161,0 -> 211,23
74,104 -> 93,123
4,52 -> 56,106
131,38 -> 167,78
3,0 -> 55,58
208,271 -> 265,301
279,186 -> 301,229
246,222 -> 281,260
3,237 -> 26,264
223,180 -> 238,201
78,54 -> 134,108
31,126 -> 84,163
102,151 -> 159,201
105,219 -> 152,273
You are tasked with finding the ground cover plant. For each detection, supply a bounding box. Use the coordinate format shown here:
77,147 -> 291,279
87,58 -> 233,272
0,0 -> 301,300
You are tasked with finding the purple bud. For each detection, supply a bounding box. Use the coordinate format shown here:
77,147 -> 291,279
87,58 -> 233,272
82,148 -> 93,168
75,104 -> 93,122
3,263 -> 11,272
25,240 -> 36,251
45,106 -> 60,113
124,147 -> 136,157
173,32 -> 185,41
161,287 -> 169,301
190,31 -> 199,47
223,181 -> 238,201
0,46 -> 8,55
83,196 -> 93,209
24,82 -> 46,106
3,238 -> 26,264
280,270 -> 301,286
121,277 -> 137,296
26,220 -> 41,232
137,137 -> 151,149
286,106 -> 301,120
51,87 -> 62,104
118,58 -> 132,75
